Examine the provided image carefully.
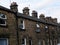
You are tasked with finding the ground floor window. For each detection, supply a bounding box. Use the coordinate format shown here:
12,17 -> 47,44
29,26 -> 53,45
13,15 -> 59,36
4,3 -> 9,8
22,38 -> 26,45
0,38 -> 8,45
29,39 -> 32,45
57,38 -> 60,45
38,40 -> 41,45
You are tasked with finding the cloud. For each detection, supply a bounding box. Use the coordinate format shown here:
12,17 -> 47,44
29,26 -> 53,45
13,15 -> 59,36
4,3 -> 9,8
37,6 -> 60,22
29,0 -> 54,9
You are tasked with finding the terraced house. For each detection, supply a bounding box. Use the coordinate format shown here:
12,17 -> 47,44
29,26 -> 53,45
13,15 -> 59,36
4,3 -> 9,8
0,2 -> 60,45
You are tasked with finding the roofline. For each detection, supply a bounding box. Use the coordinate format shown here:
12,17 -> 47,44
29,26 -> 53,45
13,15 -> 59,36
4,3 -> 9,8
0,6 -> 15,13
0,6 -> 60,27
17,13 -> 59,26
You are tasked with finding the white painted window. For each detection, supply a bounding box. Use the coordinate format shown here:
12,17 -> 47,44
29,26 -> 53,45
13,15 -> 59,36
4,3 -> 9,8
0,14 -> 7,26
36,24 -> 40,28
45,26 -> 48,29
0,38 -> 8,45
22,38 -> 26,45
29,39 -> 32,45
36,23 -> 40,33
19,19 -> 25,29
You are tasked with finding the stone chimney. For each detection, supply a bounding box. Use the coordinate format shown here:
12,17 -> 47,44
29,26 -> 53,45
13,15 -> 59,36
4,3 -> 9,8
23,7 -> 30,15
53,18 -> 57,23
45,17 -> 52,22
32,10 -> 38,18
10,2 -> 18,12
39,14 -> 45,20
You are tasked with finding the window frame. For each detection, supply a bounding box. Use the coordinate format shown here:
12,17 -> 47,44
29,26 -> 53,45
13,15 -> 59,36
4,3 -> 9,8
22,38 -> 26,45
0,38 -> 8,45
38,40 -> 41,45
29,39 -> 32,45
0,13 -> 7,26
36,24 -> 40,28
19,19 -> 25,29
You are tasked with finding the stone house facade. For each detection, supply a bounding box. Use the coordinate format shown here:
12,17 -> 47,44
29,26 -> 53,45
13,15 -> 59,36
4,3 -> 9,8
0,2 -> 60,45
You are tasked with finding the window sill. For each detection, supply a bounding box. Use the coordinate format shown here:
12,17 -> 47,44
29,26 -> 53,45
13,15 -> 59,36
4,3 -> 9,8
18,28 -> 26,31
0,24 -> 8,27
35,30 -> 40,33
0,24 -> 6,26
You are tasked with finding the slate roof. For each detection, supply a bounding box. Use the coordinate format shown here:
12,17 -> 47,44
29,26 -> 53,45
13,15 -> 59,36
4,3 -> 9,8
0,5 -> 14,13
0,5 -> 60,26
17,13 -> 59,26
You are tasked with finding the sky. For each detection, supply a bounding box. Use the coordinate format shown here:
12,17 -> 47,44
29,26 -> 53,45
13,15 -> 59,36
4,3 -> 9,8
0,0 -> 60,22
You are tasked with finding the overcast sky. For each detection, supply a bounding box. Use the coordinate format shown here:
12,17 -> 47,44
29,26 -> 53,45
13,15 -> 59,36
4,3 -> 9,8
0,0 -> 60,22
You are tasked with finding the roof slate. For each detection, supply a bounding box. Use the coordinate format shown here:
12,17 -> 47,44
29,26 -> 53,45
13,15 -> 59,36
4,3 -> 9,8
0,5 -> 60,26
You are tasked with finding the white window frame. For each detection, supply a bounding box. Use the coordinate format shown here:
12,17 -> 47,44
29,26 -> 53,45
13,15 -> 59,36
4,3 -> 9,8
0,38 -> 8,45
0,14 -> 7,26
0,20 -> 7,26
20,19 -> 25,29
36,24 -> 40,28
45,26 -> 48,29
0,14 -> 7,19
22,38 -> 26,45
23,20 -> 25,29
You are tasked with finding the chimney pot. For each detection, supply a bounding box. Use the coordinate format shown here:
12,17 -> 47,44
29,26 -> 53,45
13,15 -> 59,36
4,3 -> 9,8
32,10 -> 38,18
39,14 -> 45,20
10,2 -> 18,12
23,7 -> 30,15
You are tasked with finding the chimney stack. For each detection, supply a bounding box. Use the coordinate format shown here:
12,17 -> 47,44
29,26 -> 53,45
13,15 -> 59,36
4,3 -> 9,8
23,7 -> 30,15
32,10 -> 38,18
10,2 -> 18,12
53,18 -> 57,23
39,14 -> 45,20
45,17 -> 52,22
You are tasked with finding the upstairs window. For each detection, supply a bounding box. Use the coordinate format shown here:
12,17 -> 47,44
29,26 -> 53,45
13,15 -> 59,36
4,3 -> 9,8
38,40 -> 41,45
0,13 -> 7,26
35,28 -> 40,33
45,26 -> 48,32
36,24 -> 40,28
0,38 -> 8,45
35,23 -> 40,33
19,19 -> 25,29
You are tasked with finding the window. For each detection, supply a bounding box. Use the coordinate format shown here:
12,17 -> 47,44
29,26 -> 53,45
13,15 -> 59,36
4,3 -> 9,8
45,39 -> 49,45
35,28 -> 40,33
50,40 -> 52,45
19,19 -> 25,29
29,39 -> 32,45
22,38 -> 26,45
45,26 -> 48,32
35,23 -> 40,33
0,13 -> 7,26
57,38 -> 60,45
0,38 -> 8,45
45,26 -> 48,29
36,24 -> 40,28
38,40 -> 41,45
